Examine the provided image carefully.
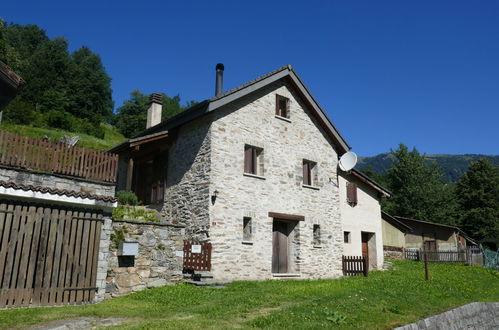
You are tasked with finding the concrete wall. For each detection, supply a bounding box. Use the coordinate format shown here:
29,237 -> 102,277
339,172 -> 384,270
0,165 -> 115,197
208,81 -> 343,280
105,220 -> 184,297
382,218 -> 406,248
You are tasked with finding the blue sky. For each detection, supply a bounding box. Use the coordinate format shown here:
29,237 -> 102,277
3,0 -> 498,156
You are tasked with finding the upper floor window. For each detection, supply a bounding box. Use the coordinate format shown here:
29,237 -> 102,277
275,94 -> 289,118
303,159 -> 317,186
244,145 -> 264,176
347,182 -> 358,205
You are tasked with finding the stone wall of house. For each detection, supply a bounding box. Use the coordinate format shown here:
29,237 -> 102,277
339,172 -> 384,270
0,165 -> 115,197
105,220 -> 184,297
161,117 -> 212,241
95,218 -> 113,302
208,80 -> 344,280
383,246 -> 405,260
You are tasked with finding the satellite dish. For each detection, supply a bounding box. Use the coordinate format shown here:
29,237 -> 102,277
339,151 -> 357,171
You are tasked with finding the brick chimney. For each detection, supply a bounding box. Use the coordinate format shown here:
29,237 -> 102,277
147,93 -> 163,129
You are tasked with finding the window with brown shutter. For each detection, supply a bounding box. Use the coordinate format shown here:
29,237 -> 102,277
244,145 -> 263,176
276,94 -> 289,118
303,160 -> 317,186
347,182 -> 358,205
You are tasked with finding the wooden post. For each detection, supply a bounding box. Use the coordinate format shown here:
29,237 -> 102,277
423,251 -> 429,281
363,256 -> 369,277
126,157 -> 134,191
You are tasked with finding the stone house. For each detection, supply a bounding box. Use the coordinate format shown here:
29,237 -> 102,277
339,169 -> 390,270
111,64 -> 387,280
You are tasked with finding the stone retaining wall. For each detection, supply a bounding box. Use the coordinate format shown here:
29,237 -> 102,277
105,220 -> 185,297
395,302 -> 499,329
0,165 -> 115,197
383,246 -> 405,260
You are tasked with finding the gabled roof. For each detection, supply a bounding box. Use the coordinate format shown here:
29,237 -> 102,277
381,211 -> 412,233
394,216 -> 459,230
110,65 -> 350,154
394,216 -> 479,245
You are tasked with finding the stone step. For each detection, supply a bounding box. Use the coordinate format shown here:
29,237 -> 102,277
183,273 -> 214,279
185,280 -> 232,287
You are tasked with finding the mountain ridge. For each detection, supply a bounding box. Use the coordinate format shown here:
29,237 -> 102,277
356,153 -> 499,183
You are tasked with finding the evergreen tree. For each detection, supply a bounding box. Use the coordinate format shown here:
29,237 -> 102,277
382,144 -> 458,224
456,159 -> 499,243
0,21 -> 114,138
69,47 -> 113,123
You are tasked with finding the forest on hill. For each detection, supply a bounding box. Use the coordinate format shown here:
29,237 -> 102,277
360,145 -> 499,247
357,153 -> 499,183
0,20 -> 193,139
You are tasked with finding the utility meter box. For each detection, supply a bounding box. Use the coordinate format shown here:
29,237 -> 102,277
118,241 -> 139,256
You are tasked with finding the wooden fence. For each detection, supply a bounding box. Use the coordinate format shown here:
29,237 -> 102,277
0,131 -> 118,182
342,255 -> 368,277
405,249 -> 481,264
183,241 -> 212,272
0,201 -> 103,308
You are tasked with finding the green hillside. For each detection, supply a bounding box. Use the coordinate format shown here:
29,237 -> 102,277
357,153 -> 499,183
0,123 -> 126,151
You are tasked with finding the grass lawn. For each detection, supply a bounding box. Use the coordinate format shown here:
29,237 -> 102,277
0,261 -> 497,329
0,123 -> 126,151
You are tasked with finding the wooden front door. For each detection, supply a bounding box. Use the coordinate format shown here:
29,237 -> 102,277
361,232 -> 369,258
272,221 -> 289,273
424,240 -> 437,252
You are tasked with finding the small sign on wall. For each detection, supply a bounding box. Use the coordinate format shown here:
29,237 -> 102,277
191,244 -> 202,254
175,250 -> 184,257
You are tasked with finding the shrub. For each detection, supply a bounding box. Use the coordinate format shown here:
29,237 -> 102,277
117,190 -> 140,206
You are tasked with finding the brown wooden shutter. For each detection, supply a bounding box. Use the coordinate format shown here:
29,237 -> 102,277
275,94 -> 280,116
303,162 -> 310,185
347,182 -> 358,204
244,147 -> 252,173
251,147 -> 257,174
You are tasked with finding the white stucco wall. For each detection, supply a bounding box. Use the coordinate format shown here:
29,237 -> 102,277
208,81 -> 344,280
339,172 -> 384,270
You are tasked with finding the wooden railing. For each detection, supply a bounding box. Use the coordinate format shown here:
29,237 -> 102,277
0,131 -> 118,182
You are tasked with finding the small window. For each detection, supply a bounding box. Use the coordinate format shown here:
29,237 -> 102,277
344,231 -> 351,243
275,94 -> 289,118
243,217 -> 252,241
303,160 -> 317,186
244,145 -> 264,176
313,225 -> 321,246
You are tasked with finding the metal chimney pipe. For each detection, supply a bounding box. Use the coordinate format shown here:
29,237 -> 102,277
215,63 -> 224,96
